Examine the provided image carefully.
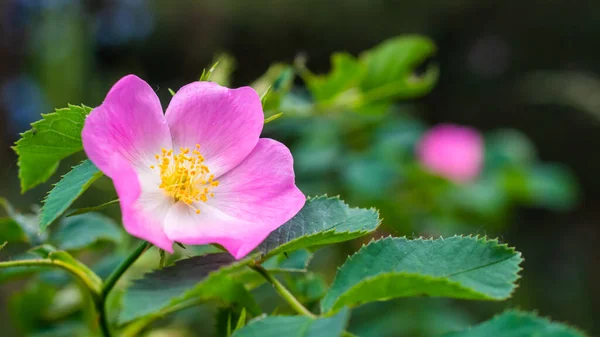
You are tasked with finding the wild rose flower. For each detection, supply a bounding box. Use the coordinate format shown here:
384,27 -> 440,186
82,75 -> 305,259
416,124 -> 483,183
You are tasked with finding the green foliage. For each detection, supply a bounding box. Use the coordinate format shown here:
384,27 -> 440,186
66,199 -> 119,217
2,33 -> 589,337
252,63 -> 294,113
257,196 -> 381,259
262,249 -> 313,272
30,245 -> 102,291
9,283 -> 56,335
119,253 -> 260,324
13,104 -> 91,192
231,309 -> 349,337
40,159 -> 103,230
526,164 -> 579,210
51,213 -> 122,251
0,217 -> 29,243
444,310 -> 587,337
358,35 -> 439,102
321,236 -> 523,313
304,52 -> 365,103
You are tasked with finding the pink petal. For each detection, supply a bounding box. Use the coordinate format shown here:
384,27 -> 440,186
82,74 -> 172,174
164,139 -> 305,259
165,82 -> 264,178
416,124 -> 484,183
82,75 -> 174,251
106,156 -> 174,251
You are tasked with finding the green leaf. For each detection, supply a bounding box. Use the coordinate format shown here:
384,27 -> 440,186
0,217 -> 29,243
232,308 -> 350,337
305,52 -> 365,103
287,273 -> 328,303
52,213 -> 122,251
443,310 -> 587,337
258,196 -> 380,260
251,64 -> 294,112
262,249 -> 313,272
321,236 -> 523,313
40,160 -> 103,230
208,53 -> 236,86
358,36 -> 438,102
66,199 -> 119,217
119,253 -> 260,324
0,242 -> 6,251
13,104 -> 92,192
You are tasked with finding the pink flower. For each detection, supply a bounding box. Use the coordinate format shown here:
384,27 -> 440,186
416,124 -> 483,183
82,75 -> 305,259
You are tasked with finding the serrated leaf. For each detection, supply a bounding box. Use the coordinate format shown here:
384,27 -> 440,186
40,160 -> 103,230
13,104 -> 92,192
443,310 -> 587,337
66,199 -> 119,217
231,308 -> 349,337
258,196 -> 380,260
358,36 -> 438,103
321,236 -> 523,313
119,253 -> 260,324
0,217 -> 29,243
52,213 -> 122,251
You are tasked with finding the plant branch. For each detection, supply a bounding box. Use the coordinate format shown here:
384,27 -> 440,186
0,258 -> 102,295
99,241 -> 151,337
102,241 -> 150,298
249,263 -> 316,318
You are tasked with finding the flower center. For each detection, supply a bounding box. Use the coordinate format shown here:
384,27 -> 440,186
150,144 -> 219,214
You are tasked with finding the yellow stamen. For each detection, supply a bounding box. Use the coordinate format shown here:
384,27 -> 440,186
150,144 -> 219,214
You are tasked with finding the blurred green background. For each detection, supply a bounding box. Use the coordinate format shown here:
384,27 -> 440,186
0,0 -> 598,336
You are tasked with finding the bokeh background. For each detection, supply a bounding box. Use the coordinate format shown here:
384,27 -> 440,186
0,0 -> 598,336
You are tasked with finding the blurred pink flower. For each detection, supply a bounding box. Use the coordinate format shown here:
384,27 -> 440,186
82,75 -> 305,259
416,124 -> 483,183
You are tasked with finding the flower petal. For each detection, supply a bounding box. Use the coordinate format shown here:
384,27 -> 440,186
82,75 -> 174,250
82,74 -> 172,175
165,82 -> 264,178
164,139 -> 305,259
108,156 -> 174,251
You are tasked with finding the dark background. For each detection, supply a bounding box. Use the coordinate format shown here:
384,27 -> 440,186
0,0 -> 598,336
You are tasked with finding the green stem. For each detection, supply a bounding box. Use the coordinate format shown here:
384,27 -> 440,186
0,259 -> 101,295
99,241 -> 151,336
250,264 -> 360,337
102,241 -> 150,298
0,258 -> 107,335
249,264 -> 316,318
